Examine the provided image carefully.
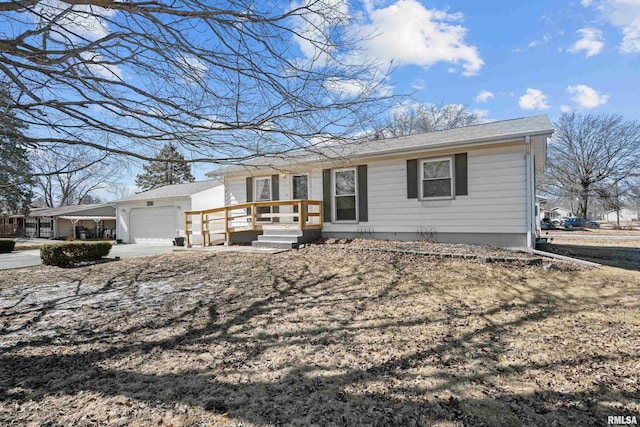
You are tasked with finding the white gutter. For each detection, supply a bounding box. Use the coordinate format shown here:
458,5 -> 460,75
525,135 -> 533,250
531,249 -> 601,267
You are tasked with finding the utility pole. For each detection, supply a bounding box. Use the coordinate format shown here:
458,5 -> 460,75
616,182 -> 620,228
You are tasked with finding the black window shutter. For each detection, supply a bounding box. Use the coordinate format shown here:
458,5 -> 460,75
246,177 -> 253,202
357,165 -> 368,222
406,159 -> 418,199
271,174 -> 279,221
245,177 -> 253,215
271,174 -> 279,201
322,169 -> 331,222
455,153 -> 468,196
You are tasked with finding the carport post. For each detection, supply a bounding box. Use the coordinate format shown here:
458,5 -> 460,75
93,219 -> 101,239
185,212 -> 190,247
71,219 -> 79,239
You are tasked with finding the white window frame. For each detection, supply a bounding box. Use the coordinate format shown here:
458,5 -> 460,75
290,173 -> 310,224
290,173 -> 310,200
419,156 -> 454,200
332,167 -> 358,223
254,176 -> 273,202
254,176 -> 273,223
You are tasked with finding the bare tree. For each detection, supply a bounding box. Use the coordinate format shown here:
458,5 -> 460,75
374,103 -> 482,138
1,0 -> 394,167
31,147 -> 119,207
104,184 -> 134,202
543,113 -> 640,219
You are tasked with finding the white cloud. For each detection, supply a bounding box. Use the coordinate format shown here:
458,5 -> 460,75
566,84 -> 609,108
528,34 -> 552,48
80,52 -> 123,80
582,0 -> 640,53
291,0 -> 349,63
176,55 -> 208,85
324,77 -> 393,98
411,78 -> 425,91
474,90 -> 494,103
472,109 -> 489,119
560,105 -> 572,113
568,28 -> 605,57
32,0 -> 116,41
359,0 -> 483,76
519,88 -> 550,110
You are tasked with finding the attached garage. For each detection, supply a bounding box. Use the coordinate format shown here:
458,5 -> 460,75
129,206 -> 180,244
116,180 -> 224,244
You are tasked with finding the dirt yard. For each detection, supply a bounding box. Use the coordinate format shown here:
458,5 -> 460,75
1,244 -> 638,426
544,228 -> 640,248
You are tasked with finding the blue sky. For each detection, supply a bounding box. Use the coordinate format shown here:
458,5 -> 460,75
65,0 -> 635,195
356,0 -> 639,122
190,0 -> 640,184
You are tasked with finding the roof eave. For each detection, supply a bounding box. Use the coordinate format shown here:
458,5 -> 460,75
214,128 -> 554,178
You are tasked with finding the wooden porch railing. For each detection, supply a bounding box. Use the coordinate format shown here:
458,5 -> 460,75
184,199 -> 322,247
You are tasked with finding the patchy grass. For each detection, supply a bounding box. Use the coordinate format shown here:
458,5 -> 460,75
1,246 -> 638,426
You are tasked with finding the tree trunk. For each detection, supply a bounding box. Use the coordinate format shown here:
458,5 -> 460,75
578,186 -> 589,219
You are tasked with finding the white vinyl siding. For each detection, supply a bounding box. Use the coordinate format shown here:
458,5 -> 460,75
322,144 -> 527,234
190,184 -> 225,211
223,143 -> 528,236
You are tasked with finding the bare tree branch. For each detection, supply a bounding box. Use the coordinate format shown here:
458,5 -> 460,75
1,0 -> 396,164
541,113 -> 640,219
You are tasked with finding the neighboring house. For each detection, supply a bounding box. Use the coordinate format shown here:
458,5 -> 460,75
0,215 -> 25,237
6,204 -> 116,239
549,207 -> 573,219
116,180 -> 224,244
204,115 -> 553,250
603,208 -> 638,223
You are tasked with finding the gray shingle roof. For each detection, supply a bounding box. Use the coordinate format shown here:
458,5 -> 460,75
116,180 -> 222,203
28,204 -> 115,217
208,115 -> 554,176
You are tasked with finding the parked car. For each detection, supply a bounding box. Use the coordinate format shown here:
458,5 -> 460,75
540,218 -> 553,230
551,217 -> 567,225
586,220 -> 600,228
563,218 -> 586,229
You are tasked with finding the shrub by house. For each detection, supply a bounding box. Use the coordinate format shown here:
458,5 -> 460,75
0,239 -> 16,254
40,242 -> 112,267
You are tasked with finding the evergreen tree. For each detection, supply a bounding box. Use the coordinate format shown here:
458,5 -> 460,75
135,143 -> 195,191
0,88 -> 33,214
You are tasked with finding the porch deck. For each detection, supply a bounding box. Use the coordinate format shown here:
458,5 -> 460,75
184,199 -> 323,247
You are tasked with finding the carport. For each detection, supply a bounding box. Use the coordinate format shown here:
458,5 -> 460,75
58,215 -> 117,240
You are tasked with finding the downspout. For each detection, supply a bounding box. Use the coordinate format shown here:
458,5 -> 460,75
525,135 -> 533,251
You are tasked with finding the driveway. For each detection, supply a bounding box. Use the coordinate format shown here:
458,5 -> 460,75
0,243 -> 175,270
0,249 -> 42,270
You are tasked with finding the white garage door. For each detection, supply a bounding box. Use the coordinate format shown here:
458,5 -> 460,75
129,206 -> 177,244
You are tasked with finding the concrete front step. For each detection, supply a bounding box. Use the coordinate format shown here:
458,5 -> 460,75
252,240 -> 299,249
252,228 -> 321,249
260,224 -> 301,231
261,228 -> 304,236
257,234 -> 304,243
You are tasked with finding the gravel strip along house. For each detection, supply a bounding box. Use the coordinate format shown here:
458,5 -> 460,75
186,115 -> 553,250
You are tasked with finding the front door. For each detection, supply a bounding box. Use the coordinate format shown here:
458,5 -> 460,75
255,177 -> 272,223
292,174 -> 309,222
